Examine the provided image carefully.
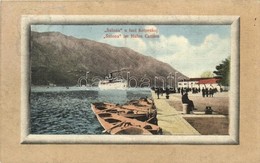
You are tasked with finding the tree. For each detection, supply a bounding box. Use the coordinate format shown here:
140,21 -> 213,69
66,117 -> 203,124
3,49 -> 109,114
201,71 -> 214,78
213,57 -> 230,86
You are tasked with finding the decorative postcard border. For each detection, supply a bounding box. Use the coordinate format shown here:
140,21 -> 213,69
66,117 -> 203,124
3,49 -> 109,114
21,15 -> 240,144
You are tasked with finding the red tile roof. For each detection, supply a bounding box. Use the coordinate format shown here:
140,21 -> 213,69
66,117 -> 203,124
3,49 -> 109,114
198,78 -> 220,84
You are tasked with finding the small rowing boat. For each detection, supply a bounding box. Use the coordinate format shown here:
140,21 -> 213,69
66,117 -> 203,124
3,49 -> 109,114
122,97 -> 158,124
95,112 -> 162,135
91,102 -> 148,121
91,97 -> 157,122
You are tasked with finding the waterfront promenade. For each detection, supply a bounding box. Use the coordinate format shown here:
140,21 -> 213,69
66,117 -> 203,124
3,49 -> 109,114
151,92 -> 200,135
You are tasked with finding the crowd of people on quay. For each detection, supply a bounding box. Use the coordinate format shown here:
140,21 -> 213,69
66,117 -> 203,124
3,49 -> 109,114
152,86 -> 226,115
153,87 -> 170,99
153,87 -> 197,114
153,86 -> 220,114
179,87 -> 218,97
152,86 -> 219,99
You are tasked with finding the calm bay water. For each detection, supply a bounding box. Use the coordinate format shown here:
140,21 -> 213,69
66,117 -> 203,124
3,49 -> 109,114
30,87 -> 151,134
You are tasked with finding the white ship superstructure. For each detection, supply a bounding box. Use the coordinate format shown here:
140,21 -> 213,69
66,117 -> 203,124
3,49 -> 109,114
98,70 -> 128,90
98,78 -> 127,90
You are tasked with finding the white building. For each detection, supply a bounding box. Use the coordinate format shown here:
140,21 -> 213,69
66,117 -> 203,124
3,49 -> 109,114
177,77 -> 222,91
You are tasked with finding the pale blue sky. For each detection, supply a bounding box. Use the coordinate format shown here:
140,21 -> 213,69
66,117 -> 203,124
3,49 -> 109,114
31,25 -> 230,77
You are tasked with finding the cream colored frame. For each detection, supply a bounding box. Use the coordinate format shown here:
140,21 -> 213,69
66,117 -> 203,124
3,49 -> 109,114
21,15 -> 240,144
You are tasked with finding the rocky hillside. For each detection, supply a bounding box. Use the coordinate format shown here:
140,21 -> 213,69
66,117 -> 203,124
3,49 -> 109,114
30,31 -> 186,86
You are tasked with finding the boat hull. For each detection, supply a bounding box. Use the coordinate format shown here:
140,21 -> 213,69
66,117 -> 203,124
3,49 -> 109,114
95,112 -> 162,135
91,97 -> 159,123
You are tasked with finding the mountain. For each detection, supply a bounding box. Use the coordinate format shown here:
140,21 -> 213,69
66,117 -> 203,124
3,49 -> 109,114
30,31 -> 187,86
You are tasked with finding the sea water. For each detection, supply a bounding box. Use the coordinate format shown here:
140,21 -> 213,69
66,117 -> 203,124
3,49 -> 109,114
30,87 -> 151,134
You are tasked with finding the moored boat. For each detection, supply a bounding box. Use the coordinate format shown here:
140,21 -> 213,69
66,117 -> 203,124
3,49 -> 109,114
91,97 -> 157,123
91,102 -> 148,121
122,97 -> 158,124
122,97 -> 155,111
95,112 -> 162,135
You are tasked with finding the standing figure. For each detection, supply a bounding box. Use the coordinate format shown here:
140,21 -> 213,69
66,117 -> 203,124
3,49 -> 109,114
205,88 -> 209,97
156,87 -> 160,99
202,88 -> 205,97
165,87 -> 170,99
209,88 -> 213,97
160,87 -> 164,96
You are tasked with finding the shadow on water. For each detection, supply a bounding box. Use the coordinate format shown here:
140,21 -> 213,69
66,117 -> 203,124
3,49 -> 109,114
30,88 -> 151,135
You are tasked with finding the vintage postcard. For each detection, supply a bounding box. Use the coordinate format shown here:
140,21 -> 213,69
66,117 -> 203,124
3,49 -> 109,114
21,15 -> 239,144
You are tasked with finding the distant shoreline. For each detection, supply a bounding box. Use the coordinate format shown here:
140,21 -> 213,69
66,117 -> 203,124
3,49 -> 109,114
31,86 -> 152,92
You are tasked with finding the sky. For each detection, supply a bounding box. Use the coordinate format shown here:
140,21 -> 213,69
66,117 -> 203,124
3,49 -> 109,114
31,24 -> 230,78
